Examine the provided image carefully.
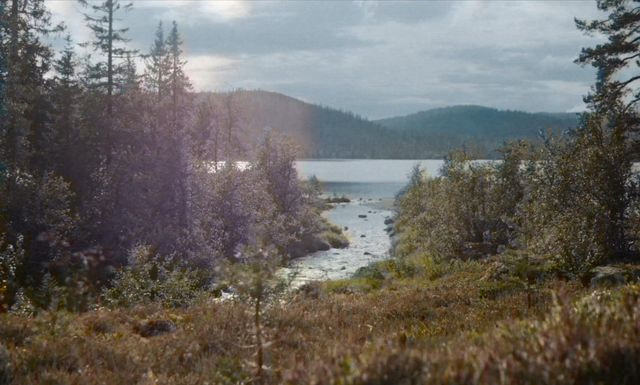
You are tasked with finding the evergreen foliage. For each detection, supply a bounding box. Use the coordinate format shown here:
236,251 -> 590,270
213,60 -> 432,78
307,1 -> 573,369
0,2 -> 332,312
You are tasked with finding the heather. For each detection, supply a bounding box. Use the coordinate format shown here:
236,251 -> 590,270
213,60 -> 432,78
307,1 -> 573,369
3,0 -> 640,384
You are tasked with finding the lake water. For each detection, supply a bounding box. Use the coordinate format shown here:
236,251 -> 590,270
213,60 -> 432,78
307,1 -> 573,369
296,159 -> 445,198
279,159 -> 445,287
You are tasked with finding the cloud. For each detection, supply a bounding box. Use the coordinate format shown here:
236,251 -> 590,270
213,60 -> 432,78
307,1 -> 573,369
135,0 -> 252,22
45,0 -> 610,118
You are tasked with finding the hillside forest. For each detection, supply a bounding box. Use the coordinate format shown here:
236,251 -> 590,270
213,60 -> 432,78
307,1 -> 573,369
2,0 -> 640,384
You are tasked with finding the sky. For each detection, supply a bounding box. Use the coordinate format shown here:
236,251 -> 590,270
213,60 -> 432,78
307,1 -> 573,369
46,0 -> 606,119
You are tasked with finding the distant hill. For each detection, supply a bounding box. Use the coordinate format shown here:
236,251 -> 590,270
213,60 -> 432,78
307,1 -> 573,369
375,105 -> 579,156
195,90 -> 397,158
196,91 -> 579,159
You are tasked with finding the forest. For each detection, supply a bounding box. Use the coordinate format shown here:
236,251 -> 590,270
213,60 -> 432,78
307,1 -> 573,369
189,90 -> 579,159
0,0 -> 346,313
2,0 -> 640,384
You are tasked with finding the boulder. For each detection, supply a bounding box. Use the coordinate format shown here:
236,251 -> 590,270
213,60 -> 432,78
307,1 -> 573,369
315,239 -> 331,251
589,266 -> 629,288
384,218 -> 395,225
358,214 -> 367,218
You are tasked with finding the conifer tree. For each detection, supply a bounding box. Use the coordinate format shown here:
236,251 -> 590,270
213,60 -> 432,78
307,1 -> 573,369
571,0 -> 640,260
51,35 -> 81,178
166,20 -> 190,124
160,21 -> 191,230
576,0 -> 640,117
144,21 -> 169,99
1,0 -> 57,173
79,0 -> 136,161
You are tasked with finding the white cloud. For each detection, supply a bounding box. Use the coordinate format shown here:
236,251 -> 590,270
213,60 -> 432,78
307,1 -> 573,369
44,0 -> 611,117
186,54 -> 239,90
135,0 -> 252,22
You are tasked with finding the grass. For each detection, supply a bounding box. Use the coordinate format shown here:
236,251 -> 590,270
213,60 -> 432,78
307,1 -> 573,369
1,251 -> 639,384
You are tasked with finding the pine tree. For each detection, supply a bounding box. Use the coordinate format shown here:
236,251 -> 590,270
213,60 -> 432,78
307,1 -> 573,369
144,21 -> 169,99
165,21 -> 191,230
576,0 -> 640,116
166,20 -> 190,125
79,0 -> 137,162
1,0 -> 58,173
50,35 -> 81,177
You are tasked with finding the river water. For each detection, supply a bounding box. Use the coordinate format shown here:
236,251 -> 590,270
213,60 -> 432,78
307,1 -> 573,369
278,159 -> 444,287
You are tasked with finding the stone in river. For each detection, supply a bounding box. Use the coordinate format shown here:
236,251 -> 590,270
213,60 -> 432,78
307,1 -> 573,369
360,234 -> 366,238
364,251 -> 372,255
358,214 -> 367,218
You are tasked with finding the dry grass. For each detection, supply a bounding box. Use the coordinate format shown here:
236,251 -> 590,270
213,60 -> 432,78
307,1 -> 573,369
1,256 -> 638,385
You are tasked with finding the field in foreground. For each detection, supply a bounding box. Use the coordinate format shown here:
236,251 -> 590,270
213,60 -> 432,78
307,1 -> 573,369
1,254 -> 640,385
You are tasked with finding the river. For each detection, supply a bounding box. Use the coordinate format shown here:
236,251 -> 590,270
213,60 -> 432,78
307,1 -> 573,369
278,159 -> 445,287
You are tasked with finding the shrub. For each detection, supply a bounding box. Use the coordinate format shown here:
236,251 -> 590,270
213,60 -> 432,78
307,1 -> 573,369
0,234 -> 24,312
103,245 -> 201,308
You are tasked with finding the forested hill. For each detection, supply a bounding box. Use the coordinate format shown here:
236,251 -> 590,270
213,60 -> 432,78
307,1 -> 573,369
197,90 -> 396,158
375,105 -> 580,156
200,91 -> 580,159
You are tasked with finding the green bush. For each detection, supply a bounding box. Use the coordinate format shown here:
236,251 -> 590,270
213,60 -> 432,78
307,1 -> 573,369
0,234 -> 24,312
103,245 -> 201,308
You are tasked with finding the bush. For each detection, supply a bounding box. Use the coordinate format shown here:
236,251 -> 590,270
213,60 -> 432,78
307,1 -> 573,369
395,150 -> 513,260
103,245 -> 202,308
0,234 -> 24,312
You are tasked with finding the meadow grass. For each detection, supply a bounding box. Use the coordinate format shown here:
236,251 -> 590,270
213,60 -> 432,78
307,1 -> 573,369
1,254 -> 639,384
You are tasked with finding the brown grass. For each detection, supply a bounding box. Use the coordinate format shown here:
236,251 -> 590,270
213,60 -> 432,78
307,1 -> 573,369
1,257 -> 638,385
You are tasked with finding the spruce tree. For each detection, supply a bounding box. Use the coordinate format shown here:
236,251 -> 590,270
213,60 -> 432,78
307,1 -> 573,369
78,0 -> 136,161
144,21 -> 169,99
165,20 -> 191,229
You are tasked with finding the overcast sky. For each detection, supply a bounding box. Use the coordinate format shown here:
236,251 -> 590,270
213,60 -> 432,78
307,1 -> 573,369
47,0 -> 605,119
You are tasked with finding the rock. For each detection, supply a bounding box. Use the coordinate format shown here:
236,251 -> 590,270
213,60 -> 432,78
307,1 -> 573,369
385,226 -> 393,233
286,243 -> 306,259
364,251 -> 372,255
316,240 -> 331,251
368,210 -> 372,213
344,226 -> 348,231
135,319 -> 177,338
360,234 -> 366,238
341,266 -> 346,270
358,214 -> 367,218
297,282 -> 324,299
481,261 -> 509,281
589,266 -> 628,288
384,218 -> 394,225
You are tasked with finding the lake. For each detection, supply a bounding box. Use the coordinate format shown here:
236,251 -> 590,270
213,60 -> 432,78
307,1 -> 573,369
280,159 -> 445,287
295,159 -> 446,199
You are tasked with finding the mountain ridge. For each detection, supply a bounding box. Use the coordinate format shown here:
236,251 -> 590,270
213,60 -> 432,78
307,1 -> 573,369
197,90 -> 579,159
